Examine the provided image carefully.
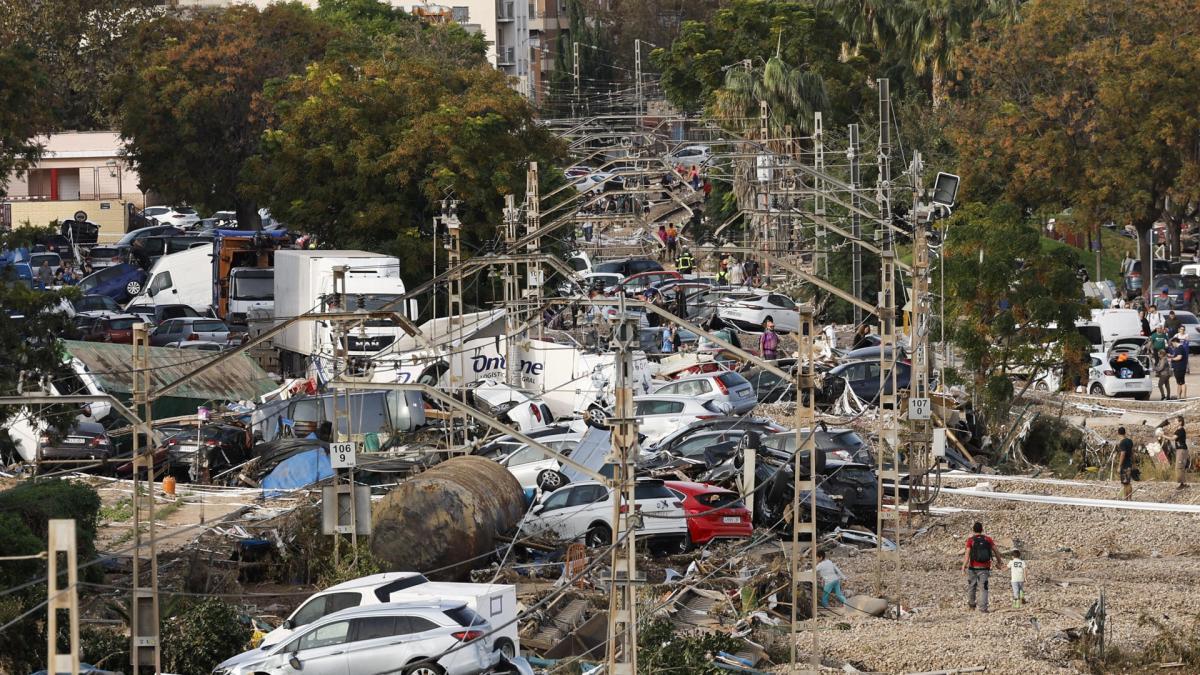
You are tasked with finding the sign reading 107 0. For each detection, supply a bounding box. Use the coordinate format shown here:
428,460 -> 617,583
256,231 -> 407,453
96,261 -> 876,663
330,442 -> 357,468
908,397 -> 931,421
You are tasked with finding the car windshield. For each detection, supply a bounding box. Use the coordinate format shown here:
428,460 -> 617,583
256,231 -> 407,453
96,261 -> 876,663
79,265 -> 129,291
231,269 -> 274,300
1176,314 -> 1200,325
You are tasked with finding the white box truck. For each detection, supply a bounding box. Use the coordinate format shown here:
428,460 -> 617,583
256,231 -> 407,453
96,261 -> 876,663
274,250 -> 416,377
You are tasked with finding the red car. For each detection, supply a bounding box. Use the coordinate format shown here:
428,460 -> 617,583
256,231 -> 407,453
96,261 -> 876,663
83,314 -> 139,344
664,480 -> 753,549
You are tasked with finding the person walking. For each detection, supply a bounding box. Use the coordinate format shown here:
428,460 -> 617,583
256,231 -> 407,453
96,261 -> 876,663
1150,325 -> 1169,362
962,521 -> 1003,612
657,224 -> 668,254
1167,310 -> 1183,338
665,224 -> 679,260
675,247 -> 694,275
852,324 -> 872,351
1170,338 -> 1189,399
1148,305 -> 1165,333
728,258 -> 745,286
1156,349 -> 1173,400
815,550 -> 849,608
759,319 -> 779,360
1176,326 -> 1191,373
716,259 -> 729,286
1175,416 -> 1190,489
823,323 -> 837,349
37,260 -> 52,290
660,324 -> 675,354
1116,426 -> 1135,500
1008,550 -> 1027,608
1139,308 -> 1151,336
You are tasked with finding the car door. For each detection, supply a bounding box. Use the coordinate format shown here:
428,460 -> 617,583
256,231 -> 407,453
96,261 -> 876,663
149,320 -> 175,346
344,616 -> 413,675
504,444 -> 556,487
564,484 -> 611,538
767,294 -> 801,332
634,482 -> 686,537
279,619 -> 351,674
525,487 -> 575,538
635,400 -> 685,441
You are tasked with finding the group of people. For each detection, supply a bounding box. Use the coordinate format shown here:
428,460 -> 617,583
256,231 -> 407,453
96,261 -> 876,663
35,259 -> 88,290
1139,305 -> 1191,399
814,520 -> 1029,615
715,254 -> 761,287
1115,418 -> 1190,501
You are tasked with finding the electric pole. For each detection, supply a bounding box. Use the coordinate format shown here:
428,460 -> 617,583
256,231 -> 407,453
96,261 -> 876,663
130,323 -> 160,674
634,39 -> 643,125
525,163 -> 543,339
849,123 -> 862,326
605,296 -> 640,675
874,79 -> 902,597
47,519 -> 80,675
502,195 -> 522,387
789,307 -> 819,671
572,41 -> 580,118
813,113 -> 826,278
906,151 -> 935,515
442,199 -> 464,446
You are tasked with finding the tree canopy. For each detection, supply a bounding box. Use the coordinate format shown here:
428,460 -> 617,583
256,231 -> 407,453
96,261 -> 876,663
0,46 -> 50,199
940,202 -> 1086,416
115,4 -> 334,227
949,0 -> 1200,299
245,49 -> 563,278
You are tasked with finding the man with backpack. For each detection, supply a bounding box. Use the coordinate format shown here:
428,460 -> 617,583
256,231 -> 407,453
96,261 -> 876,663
961,521 -> 1003,612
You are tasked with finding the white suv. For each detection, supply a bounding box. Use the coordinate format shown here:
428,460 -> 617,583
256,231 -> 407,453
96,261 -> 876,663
258,572 -> 519,657
214,600 -> 499,675
717,290 -> 800,333
520,479 -> 688,549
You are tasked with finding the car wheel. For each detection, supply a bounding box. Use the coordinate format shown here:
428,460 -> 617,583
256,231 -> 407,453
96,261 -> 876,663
404,664 -> 444,675
585,405 -> 609,429
674,534 -> 693,554
586,523 -> 612,548
126,280 -> 142,296
537,470 -> 567,492
1089,383 -> 1105,396
494,638 -> 516,658
1035,381 -> 1050,392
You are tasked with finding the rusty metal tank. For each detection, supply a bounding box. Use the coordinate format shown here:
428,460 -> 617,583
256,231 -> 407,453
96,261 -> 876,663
370,455 -> 525,581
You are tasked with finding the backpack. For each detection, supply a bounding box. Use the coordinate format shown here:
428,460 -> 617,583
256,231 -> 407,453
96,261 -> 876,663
969,535 -> 992,564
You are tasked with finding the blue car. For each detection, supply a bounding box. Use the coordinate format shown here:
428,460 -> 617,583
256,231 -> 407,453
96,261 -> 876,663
77,263 -> 146,303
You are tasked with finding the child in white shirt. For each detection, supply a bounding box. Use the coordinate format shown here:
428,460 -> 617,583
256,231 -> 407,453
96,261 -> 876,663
1008,550 -> 1027,608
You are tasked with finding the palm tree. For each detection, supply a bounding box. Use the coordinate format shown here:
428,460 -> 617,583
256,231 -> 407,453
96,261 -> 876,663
710,55 -> 829,139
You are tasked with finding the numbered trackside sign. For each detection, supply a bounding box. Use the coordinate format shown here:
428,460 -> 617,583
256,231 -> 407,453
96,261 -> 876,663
330,442 -> 357,468
908,397 -> 931,420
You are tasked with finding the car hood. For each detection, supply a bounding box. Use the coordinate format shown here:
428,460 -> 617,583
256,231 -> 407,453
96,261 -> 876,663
215,644 -> 273,671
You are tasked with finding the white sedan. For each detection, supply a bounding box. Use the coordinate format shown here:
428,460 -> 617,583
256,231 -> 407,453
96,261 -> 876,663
717,290 -> 801,333
466,379 -> 554,432
143,205 -> 200,228
496,435 -> 581,491
629,395 -> 732,445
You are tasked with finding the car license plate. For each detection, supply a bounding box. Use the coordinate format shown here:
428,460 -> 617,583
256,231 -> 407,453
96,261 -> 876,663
1126,382 -> 1142,389
723,516 -> 741,523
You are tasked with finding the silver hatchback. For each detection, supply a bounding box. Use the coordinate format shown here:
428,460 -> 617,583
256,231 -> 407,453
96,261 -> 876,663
651,371 -> 757,415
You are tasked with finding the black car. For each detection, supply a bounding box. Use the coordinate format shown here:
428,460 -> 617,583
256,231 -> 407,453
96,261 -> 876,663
818,459 -> 879,527
741,359 -> 797,403
819,359 -> 913,407
593,257 -> 663,277
161,423 -> 253,480
36,421 -> 113,469
752,456 -> 849,533
761,427 -> 873,465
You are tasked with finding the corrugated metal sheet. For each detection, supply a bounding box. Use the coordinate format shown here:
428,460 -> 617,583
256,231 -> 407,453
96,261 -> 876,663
63,340 -> 275,402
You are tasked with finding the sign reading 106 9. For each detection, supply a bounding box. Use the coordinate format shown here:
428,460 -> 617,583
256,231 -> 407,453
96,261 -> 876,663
330,442 -> 357,468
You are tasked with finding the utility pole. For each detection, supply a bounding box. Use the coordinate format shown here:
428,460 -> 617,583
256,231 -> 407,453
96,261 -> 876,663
759,99 -> 771,273
813,112 -> 826,278
47,519 -> 80,675
442,199 -> 465,446
525,163 -> 543,339
849,123 -> 862,326
572,41 -> 580,118
634,39 -> 643,125
130,323 -> 160,675
502,195 -> 522,387
874,78 -> 901,598
605,296 -> 640,675
330,267 -> 348,565
906,151 -> 935,515
789,307 -> 819,671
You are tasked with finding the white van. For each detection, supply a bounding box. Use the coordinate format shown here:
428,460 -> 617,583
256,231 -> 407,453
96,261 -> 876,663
126,243 -> 213,313
1090,309 -> 1143,350
258,572 -> 520,656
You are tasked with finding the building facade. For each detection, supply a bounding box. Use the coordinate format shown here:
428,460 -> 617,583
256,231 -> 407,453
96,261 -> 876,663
1,132 -> 142,238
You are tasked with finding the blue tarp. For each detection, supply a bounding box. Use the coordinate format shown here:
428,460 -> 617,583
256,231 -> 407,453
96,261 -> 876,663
261,448 -> 334,497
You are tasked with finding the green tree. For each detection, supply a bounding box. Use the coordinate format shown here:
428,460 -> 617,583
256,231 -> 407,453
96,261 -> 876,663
115,4 -> 334,227
245,50 -> 564,282
0,46 -> 51,198
711,55 -> 829,137
950,0 -> 1200,301
0,0 -> 162,130
940,203 -> 1086,420
651,0 -> 875,121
